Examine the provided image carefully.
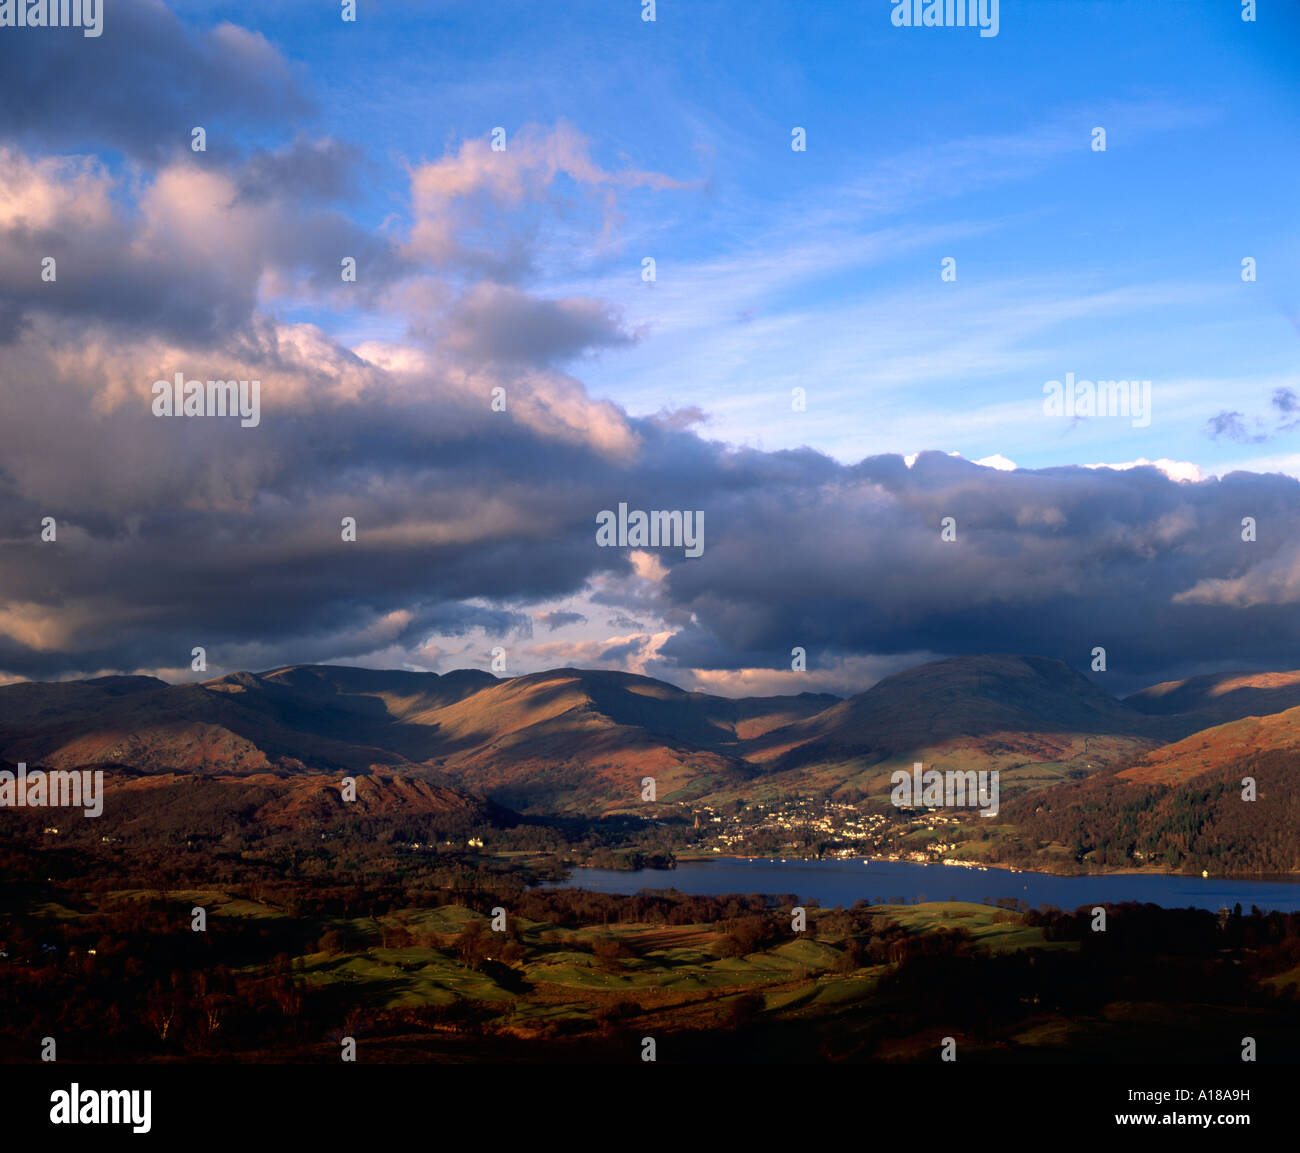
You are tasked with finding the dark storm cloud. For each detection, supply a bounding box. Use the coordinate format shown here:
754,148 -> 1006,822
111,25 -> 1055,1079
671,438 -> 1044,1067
599,637 -> 649,663
0,8 -> 412,347
650,451 -> 1300,692
606,615 -> 645,631
5,323 -> 1300,695
440,283 -> 638,366
235,138 -> 365,206
537,611 -> 588,631
0,144 -> 408,346
648,406 -> 710,432
0,0 -> 310,162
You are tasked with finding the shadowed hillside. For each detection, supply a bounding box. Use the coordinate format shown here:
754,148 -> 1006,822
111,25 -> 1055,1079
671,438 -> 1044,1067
0,655 -> 1294,818
1127,670 -> 1300,725
736,656 -> 1194,804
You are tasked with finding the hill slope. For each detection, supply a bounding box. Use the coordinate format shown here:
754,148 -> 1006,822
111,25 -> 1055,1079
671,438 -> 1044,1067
1008,712 -> 1300,875
0,665 -> 838,812
1116,704 -> 1300,787
1127,670 -> 1300,726
5,656 -> 1286,817
732,655 -> 1192,803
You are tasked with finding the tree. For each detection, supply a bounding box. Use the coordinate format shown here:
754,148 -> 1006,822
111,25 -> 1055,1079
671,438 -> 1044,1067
455,919 -> 487,969
726,993 -> 764,1028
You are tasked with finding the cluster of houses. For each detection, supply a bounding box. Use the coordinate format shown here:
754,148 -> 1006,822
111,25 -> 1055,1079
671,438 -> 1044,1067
689,799 -> 897,857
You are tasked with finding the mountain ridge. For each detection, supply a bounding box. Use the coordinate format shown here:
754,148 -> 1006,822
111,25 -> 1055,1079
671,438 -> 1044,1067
0,655 -> 1291,814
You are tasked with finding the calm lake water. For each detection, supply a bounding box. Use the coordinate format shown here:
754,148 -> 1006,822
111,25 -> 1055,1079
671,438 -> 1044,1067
539,857 -> 1300,913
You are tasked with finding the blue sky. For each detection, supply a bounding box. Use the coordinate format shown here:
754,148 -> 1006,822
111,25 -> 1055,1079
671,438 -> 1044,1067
181,0 -> 1300,474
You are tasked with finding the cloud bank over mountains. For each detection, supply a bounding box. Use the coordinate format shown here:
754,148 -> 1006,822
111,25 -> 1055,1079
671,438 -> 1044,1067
0,0 -> 1296,696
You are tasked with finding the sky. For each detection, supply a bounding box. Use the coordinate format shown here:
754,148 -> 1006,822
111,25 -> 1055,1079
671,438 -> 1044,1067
0,0 -> 1298,696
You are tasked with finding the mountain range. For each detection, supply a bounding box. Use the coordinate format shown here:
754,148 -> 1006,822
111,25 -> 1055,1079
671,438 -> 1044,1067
1,655 -> 1295,820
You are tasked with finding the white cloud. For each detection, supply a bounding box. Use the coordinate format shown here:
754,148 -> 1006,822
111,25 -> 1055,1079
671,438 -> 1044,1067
974,453 -> 1018,471
1085,458 -> 1202,483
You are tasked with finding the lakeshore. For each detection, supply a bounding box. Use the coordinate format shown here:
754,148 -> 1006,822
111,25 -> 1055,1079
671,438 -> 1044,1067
540,855 -> 1300,913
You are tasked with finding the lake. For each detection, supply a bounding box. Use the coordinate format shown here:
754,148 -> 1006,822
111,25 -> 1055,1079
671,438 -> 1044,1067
538,856 -> 1300,913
